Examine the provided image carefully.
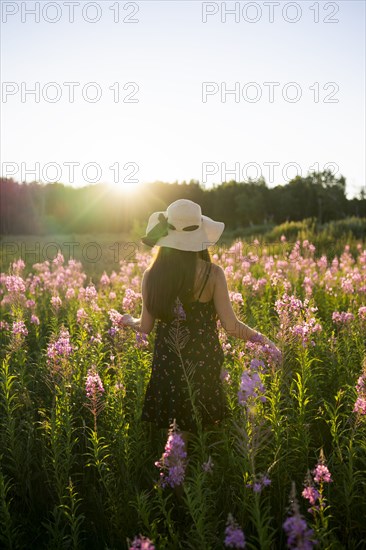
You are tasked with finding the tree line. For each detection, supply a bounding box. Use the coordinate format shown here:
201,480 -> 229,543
1,171 -> 365,235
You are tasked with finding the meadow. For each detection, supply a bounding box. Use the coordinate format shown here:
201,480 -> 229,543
0,225 -> 365,549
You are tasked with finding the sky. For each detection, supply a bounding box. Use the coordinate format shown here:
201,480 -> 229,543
1,0 -> 365,198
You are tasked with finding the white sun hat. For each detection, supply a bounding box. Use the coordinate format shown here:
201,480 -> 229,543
141,199 -> 225,251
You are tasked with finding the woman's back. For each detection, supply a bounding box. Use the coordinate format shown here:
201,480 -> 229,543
191,259 -> 215,303
142,259 -> 226,432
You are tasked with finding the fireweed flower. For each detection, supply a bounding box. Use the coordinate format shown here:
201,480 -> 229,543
283,482 -> 316,550
283,515 -> 315,550
47,329 -> 73,361
246,336 -> 282,366
12,320 -> 28,336
12,259 -> 25,274
30,314 -> 40,325
10,320 -> 28,351
313,463 -> 332,484
100,272 -> 110,286
86,369 -> 104,398
220,369 -> 231,384
51,295 -> 62,310
302,486 -> 320,506
108,309 -> 125,336
52,251 -> 64,267
85,285 -> 98,302
0,321 -> 9,331
123,288 -> 141,312
5,275 -> 26,295
65,288 -> 75,300
246,473 -> 271,493
85,367 -> 105,430
155,422 -> 187,488
218,324 -> 234,356
332,311 -> 354,325
173,297 -> 186,320
354,373 -> 366,415
46,328 -> 74,376
275,293 -> 322,347
358,306 -> 366,321
302,456 -> 332,516
250,358 -> 266,371
135,332 -> 148,348
202,455 -> 214,473
229,291 -> 244,305
238,370 -> 266,407
224,514 -> 245,548
89,333 -> 103,345
76,308 -> 88,324
129,535 -> 155,550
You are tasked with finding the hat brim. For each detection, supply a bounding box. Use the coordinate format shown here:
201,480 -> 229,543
142,212 -> 225,251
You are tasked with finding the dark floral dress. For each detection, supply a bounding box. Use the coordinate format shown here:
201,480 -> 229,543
141,264 -> 227,432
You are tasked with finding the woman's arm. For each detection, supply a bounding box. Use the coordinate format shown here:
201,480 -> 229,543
213,265 -> 278,349
121,270 -> 155,334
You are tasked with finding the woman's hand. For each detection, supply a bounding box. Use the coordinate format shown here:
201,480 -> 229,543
255,332 -> 282,363
120,314 -> 135,327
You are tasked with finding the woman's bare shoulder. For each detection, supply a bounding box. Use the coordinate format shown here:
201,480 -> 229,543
210,262 -> 224,279
196,258 -> 220,271
142,267 -> 151,288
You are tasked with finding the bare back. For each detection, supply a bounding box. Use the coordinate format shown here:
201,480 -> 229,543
192,261 -> 240,334
192,259 -> 218,303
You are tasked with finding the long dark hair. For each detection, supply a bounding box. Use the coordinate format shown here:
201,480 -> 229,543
146,247 -> 211,322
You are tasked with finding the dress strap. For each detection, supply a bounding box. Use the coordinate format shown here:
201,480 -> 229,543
197,263 -> 212,300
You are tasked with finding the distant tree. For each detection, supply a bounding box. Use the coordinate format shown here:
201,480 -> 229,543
0,172 -> 364,235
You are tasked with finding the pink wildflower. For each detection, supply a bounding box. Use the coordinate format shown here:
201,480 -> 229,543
51,296 -> 62,310
358,306 -> 366,320
47,329 -> 73,361
123,288 -> 141,312
313,463 -> 332,484
84,285 -> 98,302
155,422 -> 187,488
224,514 -> 245,548
283,482 -> 316,549
135,332 -> 148,348
302,486 -> 320,506
100,272 -> 110,286
238,370 -> 266,406
85,367 -> 105,430
5,275 -> 26,294
353,373 -> 366,415
129,535 -> 155,550
85,369 -> 105,399
65,288 -> 75,300
332,311 -> 354,325
76,308 -> 88,323
12,320 -> 28,336
246,473 -> 271,493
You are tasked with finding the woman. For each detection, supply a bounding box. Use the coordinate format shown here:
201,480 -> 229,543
121,199 -> 281,440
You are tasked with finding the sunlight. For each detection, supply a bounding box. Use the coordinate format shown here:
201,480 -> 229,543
110,180 -> 140,196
